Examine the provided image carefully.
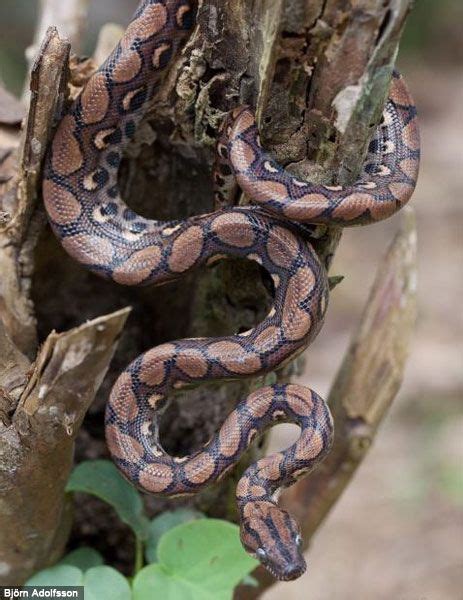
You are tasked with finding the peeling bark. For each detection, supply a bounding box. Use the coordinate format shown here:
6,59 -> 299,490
0,27 -> 70,356
0,308 -> 130,584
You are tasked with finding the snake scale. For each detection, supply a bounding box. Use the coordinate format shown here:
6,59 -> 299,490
42,0 -> 420,581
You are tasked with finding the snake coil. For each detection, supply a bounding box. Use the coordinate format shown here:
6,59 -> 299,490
43,0 -> 420,581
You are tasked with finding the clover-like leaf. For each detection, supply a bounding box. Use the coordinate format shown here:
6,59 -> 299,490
133,519 -> 258,600
145,508 -> 204,563
26,565 -> 131,600
59,547 -> 104,571
84,566 -> 131,600
66,460 -> 149,539
26,565 -> 83,587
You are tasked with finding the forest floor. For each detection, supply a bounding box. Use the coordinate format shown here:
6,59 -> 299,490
265,64 -> 463,600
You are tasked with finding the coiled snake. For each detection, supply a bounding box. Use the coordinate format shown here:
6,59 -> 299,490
43,0 -> 420,581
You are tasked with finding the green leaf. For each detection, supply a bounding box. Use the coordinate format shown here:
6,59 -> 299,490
133,519 -> 258,600
59,547 -> 104,571
145,508 -> 204,563
26,565 -> 131,600
84,566 -> 131,600
66,459 -> 149,539
26,565 -> 83,587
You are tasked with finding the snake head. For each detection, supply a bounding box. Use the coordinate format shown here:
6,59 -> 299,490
239,501 -> 306,581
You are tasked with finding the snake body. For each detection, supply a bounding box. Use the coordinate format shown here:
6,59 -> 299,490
42,0 -> 420,581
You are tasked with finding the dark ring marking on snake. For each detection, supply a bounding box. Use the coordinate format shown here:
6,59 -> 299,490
43,0 -> 419,581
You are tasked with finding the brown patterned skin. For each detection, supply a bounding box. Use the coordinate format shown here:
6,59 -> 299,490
215,71 -> 420,226
42,0 -> 420,582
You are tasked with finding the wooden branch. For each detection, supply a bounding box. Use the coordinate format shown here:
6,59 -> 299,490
0,28 -> 70,356
0,321 -> 30,426
0,308 -> 130,585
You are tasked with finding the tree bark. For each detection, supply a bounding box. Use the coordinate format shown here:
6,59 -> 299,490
0,0 -> 416,588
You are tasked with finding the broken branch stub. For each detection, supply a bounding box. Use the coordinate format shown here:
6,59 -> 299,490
0,308 -> 130,584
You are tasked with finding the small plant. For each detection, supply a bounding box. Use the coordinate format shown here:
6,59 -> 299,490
26,460 -> 258,599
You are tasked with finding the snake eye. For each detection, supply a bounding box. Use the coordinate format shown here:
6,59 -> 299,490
256,548 -> 266,559
295,534 -> 303,548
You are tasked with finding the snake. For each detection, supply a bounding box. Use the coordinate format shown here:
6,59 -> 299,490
42,0 -> 420,582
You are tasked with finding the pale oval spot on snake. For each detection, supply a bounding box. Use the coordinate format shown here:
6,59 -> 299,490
147,393 -> 164,408
112,51 -> 142,83
359,181 -> 377,190
51,115 -> 83,176
61,233 -> 114,267
247,428 -> 258,446
80,72 -> 110,125
242,179 -> 289,206
139,343 -> 176,387
184,452 -> 215,485
257,454 -> 284,481
253,326 -> 280,353
266,226 -> 300,268
281,267 -> 315,341
281,195 -> 327,221
43,180 -> 82,225
176,349 -> 208,378
246,252 -> 262,265
324,185 -> 343,191
113,245 -> 162,285
122,3 -> 168,50
402,120 -> 420,152
208,341 -> 261,375
388,181 -> 415,202
399,158 -> 419,180
294,429 -> 324,462
230,108 -> 255,138
375,165 -> 391,177
245,387 -> 275,418
331,193 -> 373,221
109,372 -> 139,422
264,161 -> 278,173
218,410 -> 242,457
139,463 -> 174,493
106,425 -> 144,462
83,171 -> 100,192
286,386 -> 315,416
211,212 -> 255,248
229,139 -> 256,174
168,226 -> 203,273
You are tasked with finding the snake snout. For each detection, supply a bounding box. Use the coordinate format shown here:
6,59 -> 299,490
239,502 -> 308,581
280,555 -> 307,581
